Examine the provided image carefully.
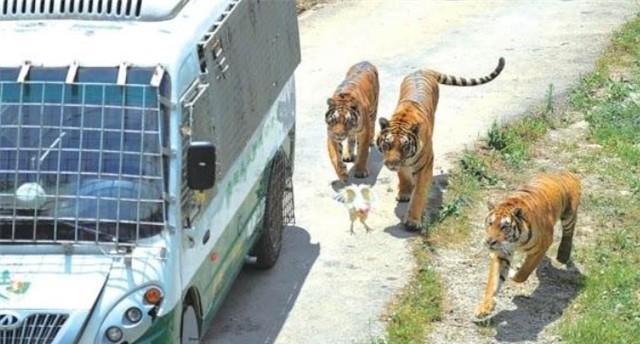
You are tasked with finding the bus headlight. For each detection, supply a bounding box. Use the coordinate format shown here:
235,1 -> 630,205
105,326 -> 123,342
98,285 -> 164,343
125,307 -> 143,323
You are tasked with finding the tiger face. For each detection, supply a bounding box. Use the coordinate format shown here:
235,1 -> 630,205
325,96 -> 361,142
376,118 -> 419,171
484,203 -> 528,254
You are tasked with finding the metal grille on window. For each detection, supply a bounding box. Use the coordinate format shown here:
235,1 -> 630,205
0,75 -> 167,244
0,313 -> 68,344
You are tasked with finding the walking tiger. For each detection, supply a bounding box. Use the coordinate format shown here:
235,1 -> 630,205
475,171 -> 581,318
377,57 -> 505,231
325,61 -> 379,183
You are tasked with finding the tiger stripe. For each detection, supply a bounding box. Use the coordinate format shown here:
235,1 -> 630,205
521,227 -> 533,246
497,256 -> 511,267
435,57 -> 505,87
558,209 -> 579,263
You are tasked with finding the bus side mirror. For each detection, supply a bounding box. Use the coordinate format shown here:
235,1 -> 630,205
187,142 -> 216,191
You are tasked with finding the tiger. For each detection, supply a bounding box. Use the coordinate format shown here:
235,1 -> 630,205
376,57 -> 505,232
475,171 -> 581,319
325,61 -> 379,182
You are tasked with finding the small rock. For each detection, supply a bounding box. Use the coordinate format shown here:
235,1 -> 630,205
582,143 -> 602,149
571,120 -> 589,130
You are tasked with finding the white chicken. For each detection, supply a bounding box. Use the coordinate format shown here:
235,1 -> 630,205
334,184 -> 375,234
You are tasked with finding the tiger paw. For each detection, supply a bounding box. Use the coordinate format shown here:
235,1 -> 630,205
511,273 -> 528,283
509,266 -> 529,283
353,169 -> 369,179
508,267 -> 518,279
472,315 -> 493,327
396,193 -> 411,202
402,219 -> 422,232
474,301 -> 495,319
336,171 -> 349,183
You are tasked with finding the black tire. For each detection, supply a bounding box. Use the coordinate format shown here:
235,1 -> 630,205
253,153 -> 286,269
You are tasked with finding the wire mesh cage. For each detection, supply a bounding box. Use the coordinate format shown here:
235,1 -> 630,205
0,69 -> 168,245
283,160 -> 295,225
271,150 -> 295,226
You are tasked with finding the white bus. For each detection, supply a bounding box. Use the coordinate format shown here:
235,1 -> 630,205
0,0 -> 300,343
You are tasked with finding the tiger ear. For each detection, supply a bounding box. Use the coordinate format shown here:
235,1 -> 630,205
513,207 -> 524,220
411,124 -> 420,136
487,200 -> 495,211
379,118 -> 389,130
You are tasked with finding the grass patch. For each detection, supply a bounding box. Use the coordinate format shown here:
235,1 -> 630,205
380,242 -> 442,344
598,15 -> 640,70
485,116 -> 550,167
426,151 -> 489,245
558,15 -> 640,343
560,192 -> 640,343
582,78 -> 640,168
459,151 -> 497,185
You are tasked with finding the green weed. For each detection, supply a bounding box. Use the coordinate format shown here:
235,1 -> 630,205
459,151 -> 497,185
485,116 -> 549,167
384,242 -> 442,344
545,83 -> 555,114
487,121 -> 508,151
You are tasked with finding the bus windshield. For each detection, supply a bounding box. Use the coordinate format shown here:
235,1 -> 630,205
0,68 -> 168,244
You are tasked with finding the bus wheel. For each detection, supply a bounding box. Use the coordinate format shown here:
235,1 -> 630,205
181,304 -> 200,343
253,152 -> 286,269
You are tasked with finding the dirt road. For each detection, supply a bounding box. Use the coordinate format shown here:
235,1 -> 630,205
206,1 -> 637,343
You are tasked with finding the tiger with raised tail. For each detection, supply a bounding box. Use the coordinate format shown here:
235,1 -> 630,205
325,61 -> 379,183
475,171 -> 581,319
377,57 -> 505,231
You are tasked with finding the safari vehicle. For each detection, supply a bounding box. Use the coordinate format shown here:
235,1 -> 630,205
0,0 -> 299,342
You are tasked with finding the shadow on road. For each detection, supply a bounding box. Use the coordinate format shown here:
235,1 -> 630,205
383,172 -> 449,239
348,147 -> 384,186
491,257 -> 584,342
329,147 -> 385,192
205,225 -> 320,344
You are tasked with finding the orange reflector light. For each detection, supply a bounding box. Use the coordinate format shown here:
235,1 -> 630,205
144,287 -> 163,305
